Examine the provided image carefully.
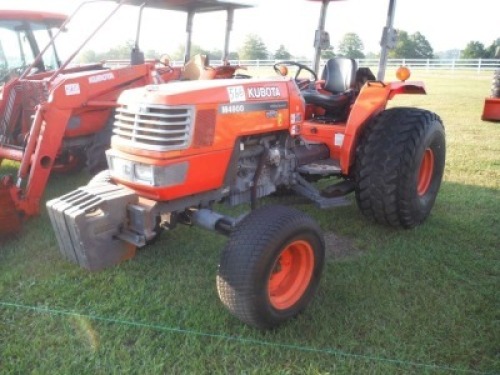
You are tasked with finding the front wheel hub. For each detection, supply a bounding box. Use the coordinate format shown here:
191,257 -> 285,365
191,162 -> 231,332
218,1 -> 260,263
417,148 -> 435,196
268,240 -> 315,310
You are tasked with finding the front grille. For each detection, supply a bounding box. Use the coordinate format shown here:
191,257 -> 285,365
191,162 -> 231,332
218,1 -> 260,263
113,104 -> 194,151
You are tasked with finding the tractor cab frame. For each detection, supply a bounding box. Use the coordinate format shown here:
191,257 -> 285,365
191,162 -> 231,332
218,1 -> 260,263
0,10 -> 65,91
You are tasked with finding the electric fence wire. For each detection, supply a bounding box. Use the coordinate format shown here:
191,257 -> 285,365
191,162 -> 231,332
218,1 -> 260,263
0,301 -> 495,375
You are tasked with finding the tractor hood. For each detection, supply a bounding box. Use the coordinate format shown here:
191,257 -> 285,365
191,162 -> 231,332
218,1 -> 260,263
117,77 -> 293,107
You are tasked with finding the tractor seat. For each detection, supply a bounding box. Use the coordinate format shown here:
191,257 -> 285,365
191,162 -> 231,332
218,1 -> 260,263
183,54 -> 216,80
302,57 -> 358,116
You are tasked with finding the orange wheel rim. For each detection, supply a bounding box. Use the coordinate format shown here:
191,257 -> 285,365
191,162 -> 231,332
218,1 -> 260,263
268,240 -> 315,310
417,148 -> 435,196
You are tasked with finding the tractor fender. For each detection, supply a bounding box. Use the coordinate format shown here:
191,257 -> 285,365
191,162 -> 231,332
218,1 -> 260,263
340,81 -> 426,174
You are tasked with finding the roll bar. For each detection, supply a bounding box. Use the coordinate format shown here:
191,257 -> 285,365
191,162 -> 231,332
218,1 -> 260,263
310,0 -> 398,80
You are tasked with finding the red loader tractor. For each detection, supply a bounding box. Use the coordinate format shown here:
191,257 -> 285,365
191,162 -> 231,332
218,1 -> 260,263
0,10 -> 67,234
0,0 -> 250,235
47,0 -> 446,329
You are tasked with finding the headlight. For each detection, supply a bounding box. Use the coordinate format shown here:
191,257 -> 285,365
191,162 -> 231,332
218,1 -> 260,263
134,164 -> 153,183
107,155 -> 188,188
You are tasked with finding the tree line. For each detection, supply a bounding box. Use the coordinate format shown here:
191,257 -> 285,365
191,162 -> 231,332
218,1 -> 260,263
77,32 -> 499,63
462,39 -> 500,59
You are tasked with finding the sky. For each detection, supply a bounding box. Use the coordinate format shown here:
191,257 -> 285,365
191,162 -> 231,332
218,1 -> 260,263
1,0 -> 499,59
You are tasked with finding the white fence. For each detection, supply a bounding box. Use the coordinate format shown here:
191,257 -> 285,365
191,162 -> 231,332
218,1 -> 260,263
172,58 -> 500,72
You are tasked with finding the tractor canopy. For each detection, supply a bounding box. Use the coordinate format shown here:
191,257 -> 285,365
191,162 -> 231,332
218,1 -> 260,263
116,0 -> 252,12
114,0 -> 252,62
0,10 -> 66,27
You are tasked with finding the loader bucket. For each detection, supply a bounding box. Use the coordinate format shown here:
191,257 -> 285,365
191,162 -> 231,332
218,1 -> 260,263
0,184 -> 22,235
482,98 -> 500,122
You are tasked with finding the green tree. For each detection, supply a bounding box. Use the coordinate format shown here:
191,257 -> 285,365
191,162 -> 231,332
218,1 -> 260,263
435,49 -> 461,59
77,49 -> 98,63
338,32 -> 365,59
486,38 -> 500,58
208,49 -> 223,60
170,44 -> 210,61
274,45 -> 291,60
208,49 -> 239,61
320,45 -> 335,59
227,51 -> 239,60
411,32 -> 434,58
364,51 -> 379,59
389,30 -> 413,58
389,30 -> 433,59
462,41 -> 488,58
102,40 -> 136,60
145,49 -> 160,59
239,34 -> 268,60
77,44 -> 162,64
170,45 -> 185,61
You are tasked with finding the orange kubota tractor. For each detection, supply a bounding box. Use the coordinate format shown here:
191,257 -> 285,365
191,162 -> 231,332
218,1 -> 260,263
48,0 -> 446,329
0,0 -> 250,235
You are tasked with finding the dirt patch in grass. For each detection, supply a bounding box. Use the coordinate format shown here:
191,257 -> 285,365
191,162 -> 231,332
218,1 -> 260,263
323,232 -> 363,261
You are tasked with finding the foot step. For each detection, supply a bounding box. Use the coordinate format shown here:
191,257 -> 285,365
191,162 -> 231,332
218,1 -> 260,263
298,159 -> 341,175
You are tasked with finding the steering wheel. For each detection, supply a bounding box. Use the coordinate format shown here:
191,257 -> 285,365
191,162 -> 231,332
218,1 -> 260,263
273,61 -> 317,89
157,54 -> 173,70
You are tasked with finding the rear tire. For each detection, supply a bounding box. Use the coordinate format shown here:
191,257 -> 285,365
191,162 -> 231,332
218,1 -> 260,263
217,205 -> 325,329
354,107 -> 445,228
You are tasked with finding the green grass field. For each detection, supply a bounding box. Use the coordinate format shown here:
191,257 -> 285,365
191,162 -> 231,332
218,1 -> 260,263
1,71 -> 499,374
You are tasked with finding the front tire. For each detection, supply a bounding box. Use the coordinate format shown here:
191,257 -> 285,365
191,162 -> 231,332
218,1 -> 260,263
354,107 -> 445,228
217,205 -> 325,329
